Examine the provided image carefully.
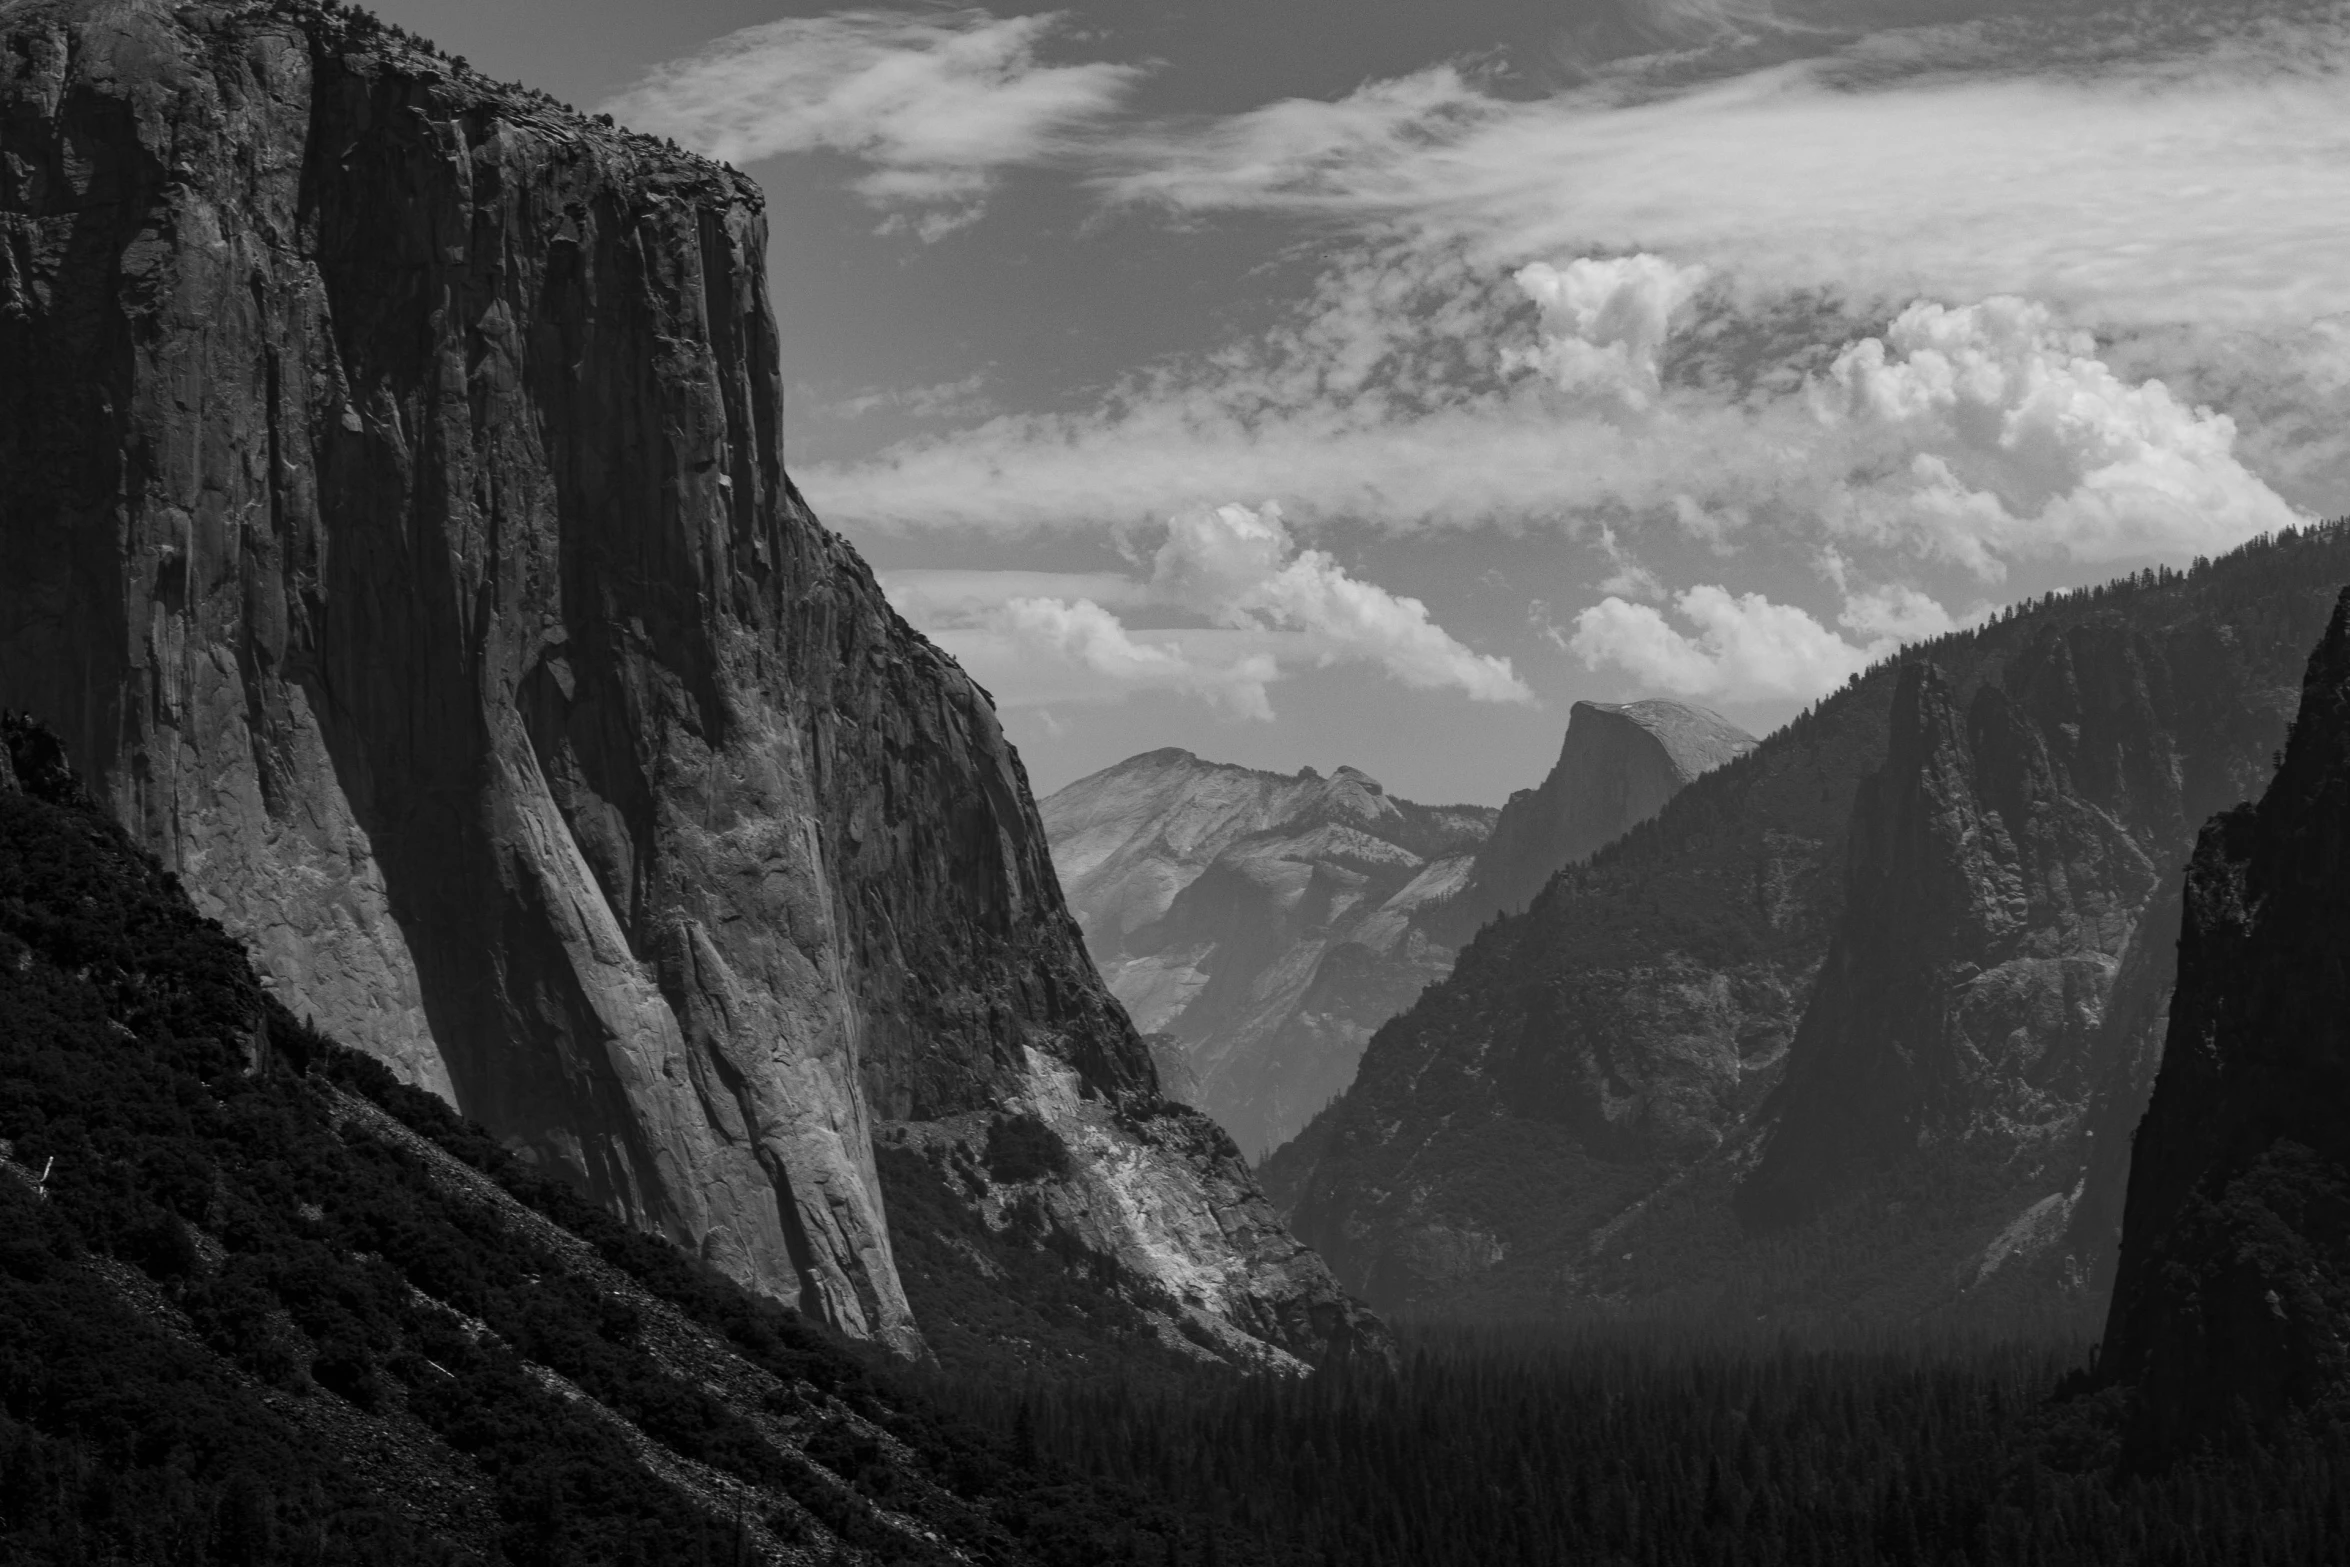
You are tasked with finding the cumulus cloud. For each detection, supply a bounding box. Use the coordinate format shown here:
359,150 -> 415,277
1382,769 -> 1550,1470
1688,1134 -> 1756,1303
1570,586 -> 1879,703
1151,503 -> 1532,702
954,598 -> 1279,719
1837,582 -> 1965,645
883,503 -> 1529,717
1505,256 -> 1709,409
600,9 -> 1138,235
808,242 -> 1770,532
1814,297 -> 2301,577
812,244 -> 2302,601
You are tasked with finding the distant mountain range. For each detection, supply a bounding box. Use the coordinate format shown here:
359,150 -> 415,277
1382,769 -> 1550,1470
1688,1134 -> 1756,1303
1043,702 -> 1753,1158
1264,524 -> 2350,1332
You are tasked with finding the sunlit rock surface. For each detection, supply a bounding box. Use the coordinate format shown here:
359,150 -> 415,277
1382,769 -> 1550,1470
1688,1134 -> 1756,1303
0,0 -> 1380,1366
1045,752 -> 1494,1160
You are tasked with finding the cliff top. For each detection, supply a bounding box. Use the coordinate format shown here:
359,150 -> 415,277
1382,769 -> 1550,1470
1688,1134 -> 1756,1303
1,0 -> 756,203
1565,698 -> 1757,782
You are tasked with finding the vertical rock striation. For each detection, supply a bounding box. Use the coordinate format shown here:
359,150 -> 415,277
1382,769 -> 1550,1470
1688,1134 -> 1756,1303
0,0 -> 1377,1365
2101,589 -> 2350,1446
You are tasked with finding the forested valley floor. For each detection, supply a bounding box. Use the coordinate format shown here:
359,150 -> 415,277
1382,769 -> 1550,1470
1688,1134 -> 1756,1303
933,1323 -> 2350,1567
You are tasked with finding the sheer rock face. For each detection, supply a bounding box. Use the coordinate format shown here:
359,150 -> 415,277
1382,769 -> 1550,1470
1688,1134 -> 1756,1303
1734,653 -> 2170,1231
2101,590 -> 2350,1446
0,0 -> 1379,1365
1266,538 -> 2350,1320
1043,751 -> 1495,1161
1433,700 -> 1754,943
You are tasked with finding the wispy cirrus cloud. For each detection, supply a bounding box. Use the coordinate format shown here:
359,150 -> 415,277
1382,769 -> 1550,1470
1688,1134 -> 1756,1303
1095,9 -> 2350,327
600,9 -> 1140,236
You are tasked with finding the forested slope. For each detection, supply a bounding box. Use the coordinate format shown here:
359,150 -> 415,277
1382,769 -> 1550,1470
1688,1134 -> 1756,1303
0,717 -> 1303,1565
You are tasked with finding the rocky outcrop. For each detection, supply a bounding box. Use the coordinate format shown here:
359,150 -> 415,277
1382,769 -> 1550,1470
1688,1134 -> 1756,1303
1043,751 -> 1494,1160
1431,700 -> 1753,943
1734,653 -> 2168,1230
2101,589 -> 2350,1447
0,0 -> 1377,1366
1266,535 -> 2350,1322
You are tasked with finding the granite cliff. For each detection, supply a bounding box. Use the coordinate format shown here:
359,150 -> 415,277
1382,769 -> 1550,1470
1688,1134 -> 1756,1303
1429,700 -> 1753,944
1043,753 -> 1495,1160
1265,528 -> 2350,1324
2101,588 -> 2350,1448
0,0 -> 1376,1368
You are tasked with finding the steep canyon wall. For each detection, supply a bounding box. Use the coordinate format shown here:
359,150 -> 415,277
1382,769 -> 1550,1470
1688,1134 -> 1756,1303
0,0 -> 1374,1365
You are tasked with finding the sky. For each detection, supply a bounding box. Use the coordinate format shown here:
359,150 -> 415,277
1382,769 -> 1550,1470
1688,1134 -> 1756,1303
377,0 -> 2350,804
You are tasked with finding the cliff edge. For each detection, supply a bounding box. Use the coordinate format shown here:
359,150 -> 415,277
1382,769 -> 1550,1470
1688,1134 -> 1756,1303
0,0 -> 1377,1367
1431,699 -> 1754,942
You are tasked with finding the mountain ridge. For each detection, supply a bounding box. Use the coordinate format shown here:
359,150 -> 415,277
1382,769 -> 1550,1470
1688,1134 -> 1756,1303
1266,526 -> 2350,1326
1045,750 -> 1496,1159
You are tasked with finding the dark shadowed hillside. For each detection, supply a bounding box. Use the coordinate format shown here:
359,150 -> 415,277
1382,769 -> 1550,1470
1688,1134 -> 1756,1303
1267,523 -> 2350,1329
0,715 -> 1324,1564
2101,587 -> 2350,1452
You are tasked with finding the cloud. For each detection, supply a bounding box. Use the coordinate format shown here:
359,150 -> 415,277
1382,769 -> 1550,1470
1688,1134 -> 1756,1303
881,569 -> 1148,623
882,503 -> 1530,716
1506,256 -> 1709,409
1568,570 -> 1990,702
1594,524 -> 1667,600
805,241 -> 1774,532
810,244 -> 2302,599
1814,297 -> 2301,577
1569,585 -> 1880,702
600,9 -> 1139,233
953,598 -> 1279,719
1150,503 -> 1532,702
1837,582 -> 1964,645
1094,12 -> 2350,327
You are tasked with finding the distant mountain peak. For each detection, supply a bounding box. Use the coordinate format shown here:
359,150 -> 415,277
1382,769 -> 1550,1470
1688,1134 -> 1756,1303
1430,696 -> 1756,940
1042,751 -> 1498,1158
